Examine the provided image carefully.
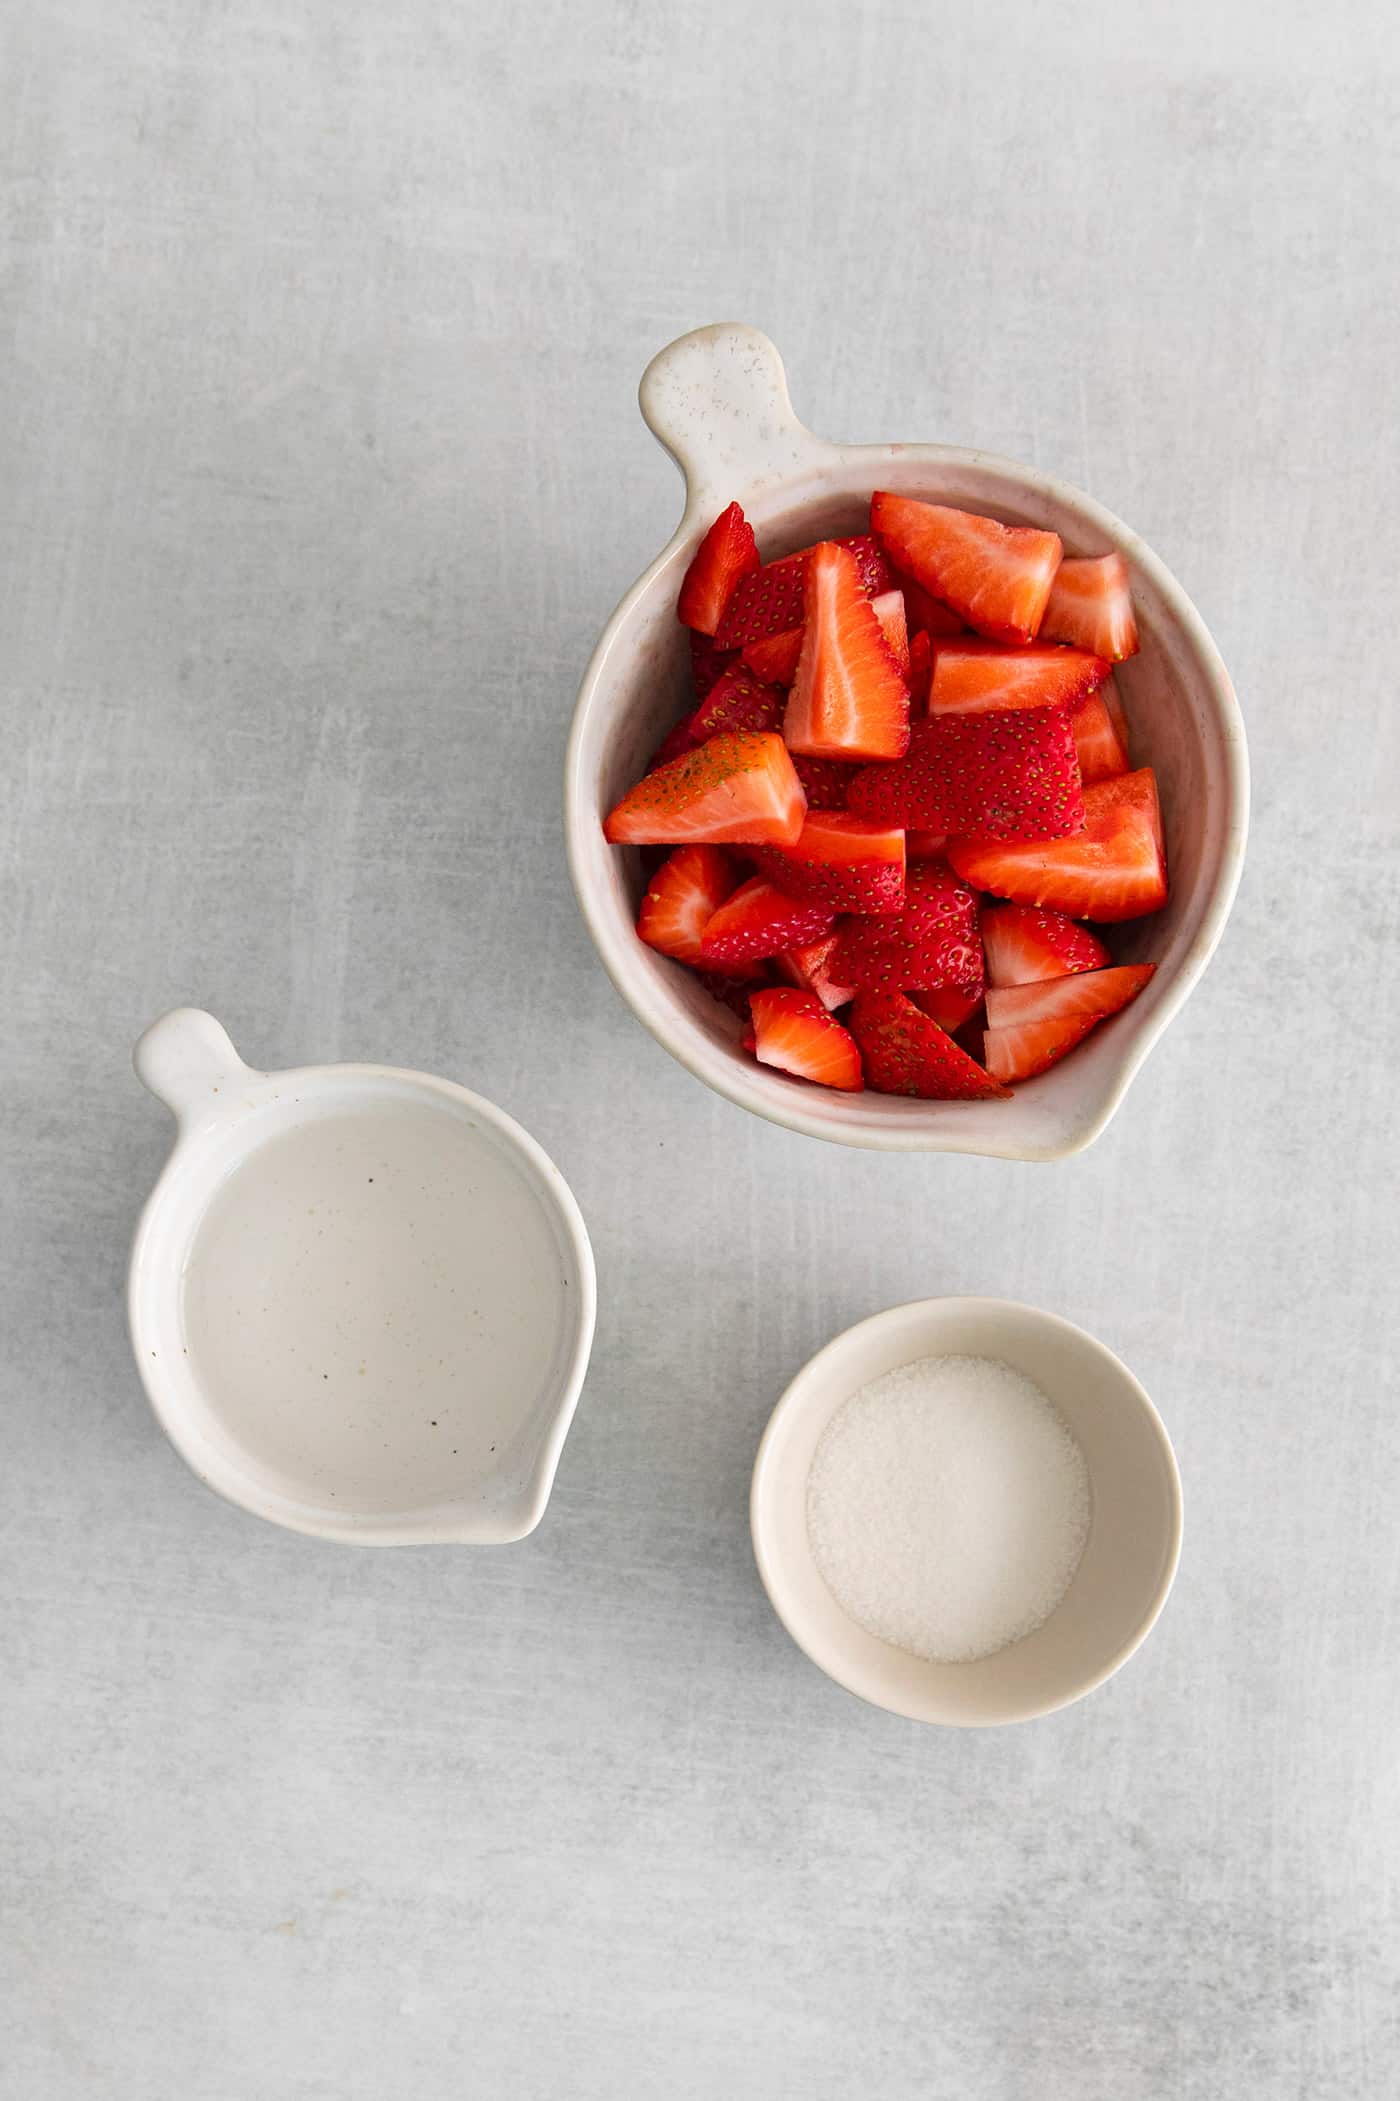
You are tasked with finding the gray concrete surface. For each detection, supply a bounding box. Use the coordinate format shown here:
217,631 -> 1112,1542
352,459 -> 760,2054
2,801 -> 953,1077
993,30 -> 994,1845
3,3 -> 1397,2095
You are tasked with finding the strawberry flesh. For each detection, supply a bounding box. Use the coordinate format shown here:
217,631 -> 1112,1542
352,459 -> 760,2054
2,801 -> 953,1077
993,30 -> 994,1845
748,987 -> 863,1091
981,903 -> 1110,987
677,502 -> 760,635
983,964 -> 1156,1081
848,710 -> 1083,840
752,811 -> 906,915
698,875 -> 834,968
604,729 -> 807,847
777,933 -> 858,1012
1069,687 -> 1130,784
1041,553 -> 1139,662
928,640 -> 1109,715
948,768 -> 1167,922
850,990 -> 1010,1100
714,534 -> 894,649
637,845 -> 741,966
784,541 -> 911,762
871,492 -> 1063,645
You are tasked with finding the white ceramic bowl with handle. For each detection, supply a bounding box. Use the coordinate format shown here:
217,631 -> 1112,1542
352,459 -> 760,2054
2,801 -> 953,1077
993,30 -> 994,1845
565,323 -> 1249,1157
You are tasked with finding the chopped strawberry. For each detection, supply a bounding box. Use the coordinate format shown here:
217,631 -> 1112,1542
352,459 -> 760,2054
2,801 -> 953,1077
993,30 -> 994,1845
689,665 -> 785,742
981,903 -> 1110,987
752,812 -> 906,915
896,574 -> 966,640
927,640 -> 1109,715
847,710 -> 1083,840
748,987 -> 864,1091
871,590 -> 911,676
906,829 -> 949,858
907,629 -> 933,710
871,493 -> 1063,645
714,534 -> 894,649
604,730 -> 807,847
741,625 -> 804,685
983,965 -> 1156,1082
1099,672 -> 1131,752
777,933 -> 858,1012
677,502 -> 760,635
849,990 -> 1010,1100
910,985 -> 982,1033
948,768 -> 1166,921
1069,686 -> 1130,784
698,876 -> 834,968
1041,552 -> 1139,661
785,542 -> 910,762
636,845 -> 741,965
830,861 -> 983,997
791,754 -> 855,811
690,631 -> 738,699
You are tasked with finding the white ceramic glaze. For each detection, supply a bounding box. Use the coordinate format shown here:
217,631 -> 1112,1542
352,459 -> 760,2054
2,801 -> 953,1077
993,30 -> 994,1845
565,323 -> 1250,1156
128,1009 -> 596,1544
751,1298 -> 1183,1727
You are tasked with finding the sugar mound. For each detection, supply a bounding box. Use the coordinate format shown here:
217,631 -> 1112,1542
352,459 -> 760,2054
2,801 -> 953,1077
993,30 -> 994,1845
806,1354 -> 1091,1664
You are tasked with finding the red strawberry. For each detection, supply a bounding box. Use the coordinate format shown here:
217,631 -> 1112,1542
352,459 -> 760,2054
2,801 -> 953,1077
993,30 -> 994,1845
741,625 -> 804,685
910,984 -> 982,1034
1041,553 -> 1139,661
907,629 -> 933,710
690,631 -> 738,699
871,493 -> 1063,645
830,861 -> 983,997
689,665 -> 785,741
907,829 -> 949,858
652,712 -> 703,769
636,845 -> 741,965
784,542 -> 910,762
897,573 -> 966,640
714,534 -> 894,649
948,768 -> 1166,922
698,967 -> 770,1018
847,710 -> 1083,840
791,755 -> 855,811
1069,686 -> 1129,784
747,987 -> 864,1091
871,589 -> 911,676
677,502 -> 760,635
777,934 -> 857,1012
849,990 -> 1010,1100
752,812 -> 906,915
698,876 -> 834,968
983,964 -> 1156,1082
981,903 -> 1110,987
927,640 -> 1109,715
1099,672 -> 1130,752
604,730 -> 807,847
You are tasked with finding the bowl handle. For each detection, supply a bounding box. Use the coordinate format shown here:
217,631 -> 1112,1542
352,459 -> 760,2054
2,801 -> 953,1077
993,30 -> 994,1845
639,323 -> 825,523
134,1007 -> 255,1126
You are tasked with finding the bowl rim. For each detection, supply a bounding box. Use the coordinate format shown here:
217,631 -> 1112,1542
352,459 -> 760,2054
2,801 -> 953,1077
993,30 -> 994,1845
566,385 -> 1249,1157
749,1295 -> 1184,1726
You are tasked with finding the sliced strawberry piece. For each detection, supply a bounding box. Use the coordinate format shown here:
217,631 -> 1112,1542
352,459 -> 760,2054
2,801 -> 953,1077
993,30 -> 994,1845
831,861 -> 983,997
714,534 -> 894,649
981,903 -> 1110,987
871,590 -> 911,676
690,631 -> 738,699
849,990 -> 1010,1100
752,812 -> 906,915
910,984 -> 982,1034
677,502 -> 760,635
650,664 -> 783,770
791,754 -> 855,811
604,730 -> 807,847
871,493 -> 1063,645
698,876 -> 834,968
1099,672 -> 1130,752
906,829 -> 949,858
948,768 -> 1167,922
907,629 -> 933,711
983,964 -> 1156,1081
928,640 -> 1109,715
636,845 -> 741,966
785,542 -> 910,762
896,573 -> 966,640
1041,552 -> 1139,661
748,987 -> 863,1091
1069,686 -> 1130,784
847,710 -> 1083,840
777,933 -> 857,1012
741,625 -> 804,685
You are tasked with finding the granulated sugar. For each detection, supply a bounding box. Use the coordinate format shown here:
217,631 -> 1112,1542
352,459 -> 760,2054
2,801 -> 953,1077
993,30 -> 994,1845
806,1355 -> 1091,1663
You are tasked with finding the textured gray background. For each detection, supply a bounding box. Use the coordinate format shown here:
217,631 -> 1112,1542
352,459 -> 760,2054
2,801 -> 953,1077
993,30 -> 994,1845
3,3 -> 1398,2096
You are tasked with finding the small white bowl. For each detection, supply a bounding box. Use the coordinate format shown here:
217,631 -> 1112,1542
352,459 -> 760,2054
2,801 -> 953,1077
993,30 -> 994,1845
128,1009 -> 596,1545
565,323 -> 1249,1157
750,1298 -> 1182,1726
